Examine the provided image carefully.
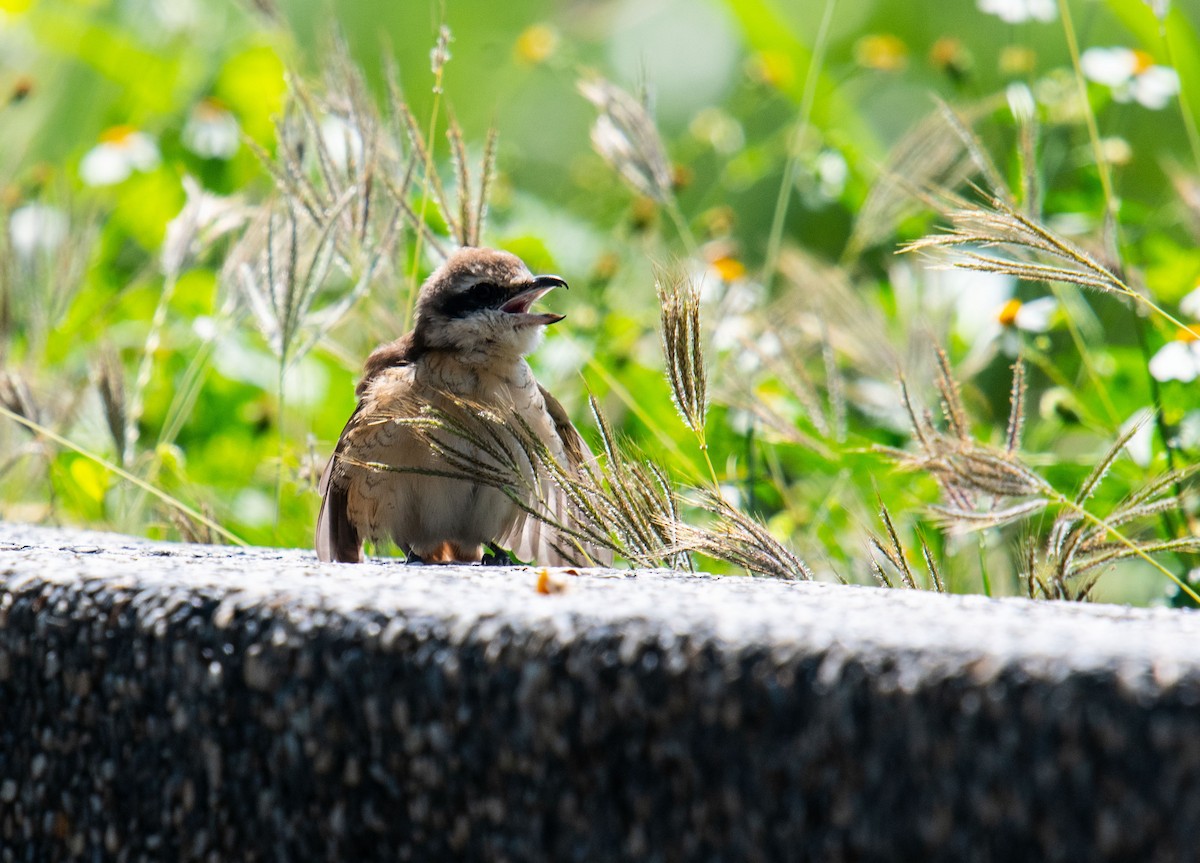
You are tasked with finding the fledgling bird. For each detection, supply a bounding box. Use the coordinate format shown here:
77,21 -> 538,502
316,247 -> 611,567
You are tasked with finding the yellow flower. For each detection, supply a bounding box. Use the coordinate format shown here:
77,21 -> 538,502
746,51 -> 795,90
515,24 -> 558,65
930,37 -> 972,79
999,45 -> 1037,76
710,255 -> 746,283
855,34 -> 908,72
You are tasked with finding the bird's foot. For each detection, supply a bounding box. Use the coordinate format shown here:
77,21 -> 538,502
480,544 -> 513,566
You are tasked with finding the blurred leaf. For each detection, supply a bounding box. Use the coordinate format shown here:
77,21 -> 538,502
31,10 -> 182,118
214,44 -> 286,146
724,0 -> 880,156
68,456 -> 110,504
111,169 -> 185,250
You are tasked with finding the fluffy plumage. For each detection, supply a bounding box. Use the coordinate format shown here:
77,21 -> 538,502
316,248 -> 611,567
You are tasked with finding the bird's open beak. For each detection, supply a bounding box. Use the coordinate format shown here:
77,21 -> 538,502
501,275 -> 568,326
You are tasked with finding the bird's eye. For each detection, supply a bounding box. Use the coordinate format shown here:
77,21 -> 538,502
439,280 -> 510,318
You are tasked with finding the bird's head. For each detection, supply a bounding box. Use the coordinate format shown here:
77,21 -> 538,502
413,248 -> 568,362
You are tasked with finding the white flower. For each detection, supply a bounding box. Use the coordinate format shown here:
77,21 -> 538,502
1131,66 -> 1182,110
8,203 -> 68,260
1099,136 -> 1133,166
1081,47 -> 1179,110
814,149 -> 848,200
922,259 -> 1059,367
1000,296 -> 1059,332
712,314 -> 752,352
1180,285 -> 1200,319
191,316 -> 218,341
1121,408 -> 1155,467
319,116 -> 364,171
688,107 -> 744,155
162,176 -> 250,276
978,0 -> 1056,24
152,0 -> 201,34
182,99 -> 240,160
1082,47 -> 1138,87
1149,338 -> 1200,382
1006,82 -> 1036,122
79,126 -> 160,186
1176,410 -> 1200,451
233,488 -> 275,526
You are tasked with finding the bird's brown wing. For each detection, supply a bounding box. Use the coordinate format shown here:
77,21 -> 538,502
499,385 -> 614,567
315,406 -> 365,563
317,334 -> 419,563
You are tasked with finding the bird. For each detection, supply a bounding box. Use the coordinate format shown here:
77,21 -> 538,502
316,247 -> 612,567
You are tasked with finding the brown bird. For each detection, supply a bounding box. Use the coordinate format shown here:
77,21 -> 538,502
316,247 -> 612,567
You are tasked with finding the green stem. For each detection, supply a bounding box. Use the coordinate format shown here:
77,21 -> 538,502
664,196 -> 699,258
1132,315 -> 1186,538
275,359 -> 286,531
1161,19 -> 1200,175
1048,282 -> 1121,427
1058,0 -> 1192,568
0,403 -> 246,546
1058,0 -> 1117,226
402,44 -> 448,332
127,271 -> 178,466
695,429 -> 721,492
977,533 -> 992,597
562,333 -> 701,479
1049,488 -> 1200,605
763,0 -> 837,282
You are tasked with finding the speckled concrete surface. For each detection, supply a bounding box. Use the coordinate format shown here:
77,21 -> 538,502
2,521 -> 1200,861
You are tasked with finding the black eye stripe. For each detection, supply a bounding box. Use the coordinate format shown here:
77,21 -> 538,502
438,281 -> 512,319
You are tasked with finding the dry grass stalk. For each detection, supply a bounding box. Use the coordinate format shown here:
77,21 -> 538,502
846,97 -> 1000,258
1022,414 -> 1200,599
902,194 -> 1137,302
578,77 -> 673,203
1027,464 -> 1200,601
868,502 -> 945,592
94,346 -> 128,466
167,502 -> 221,545
227,45 -> 410,371
254,60 -> 386,249
887,348 -> 1199,599
391,99 -> 455,242
383,61 -> 499,252
656,266 -> 707,436
1005,358 -> 1027,455
0,371 -> 41,428
334,393 -> 690,569
730,248 -> 901,450
444,112 -> 499,248
872,502 -> 917,588
236,194 -> 362,368
1011,88 -> 1043,218
882,354 -> 1053,531
777,248 -> 898,372
671,489 -> 815,580
162,178 -> 252,281
1,201 -> 94,360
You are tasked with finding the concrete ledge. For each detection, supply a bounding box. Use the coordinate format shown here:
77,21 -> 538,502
2,522 -> 1200,861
